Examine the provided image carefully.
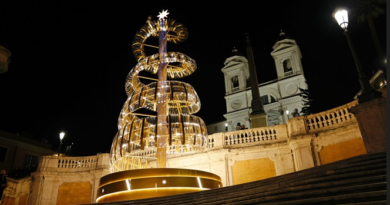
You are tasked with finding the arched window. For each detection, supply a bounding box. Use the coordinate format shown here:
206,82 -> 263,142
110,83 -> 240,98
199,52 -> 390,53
283,59 -> 293,76
231,75 -> 239,91
260,95 -> 277,105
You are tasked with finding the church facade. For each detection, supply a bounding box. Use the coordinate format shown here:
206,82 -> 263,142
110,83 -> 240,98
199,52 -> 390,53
208,32 -> 308,134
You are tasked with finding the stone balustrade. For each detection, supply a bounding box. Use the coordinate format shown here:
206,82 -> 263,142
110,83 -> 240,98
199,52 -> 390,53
132,149 -> 157,157
37,154 -> 109,172
208,124 -> 288,150
287,100 -> 358,136
305,100 -> 358,133
58,157 -> 97,169
209,100 -> 359,147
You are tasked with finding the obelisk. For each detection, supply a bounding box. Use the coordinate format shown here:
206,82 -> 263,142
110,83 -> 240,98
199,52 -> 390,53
245,33 -> 268,128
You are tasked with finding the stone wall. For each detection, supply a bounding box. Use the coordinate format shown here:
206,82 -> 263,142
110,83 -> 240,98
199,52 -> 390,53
2,100 -> 371,204
26,154 -> 109,205
1,177 -> 31,205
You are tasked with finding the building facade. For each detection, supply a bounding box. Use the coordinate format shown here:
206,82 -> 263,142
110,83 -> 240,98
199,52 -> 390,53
0,130 -> 54,174
208,32 -> 308,134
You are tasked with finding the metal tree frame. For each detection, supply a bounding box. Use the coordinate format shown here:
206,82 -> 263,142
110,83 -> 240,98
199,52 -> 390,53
109,13 -> 208,172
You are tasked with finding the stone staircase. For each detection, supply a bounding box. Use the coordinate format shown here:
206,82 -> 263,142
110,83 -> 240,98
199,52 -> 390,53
92,151 -> 386,205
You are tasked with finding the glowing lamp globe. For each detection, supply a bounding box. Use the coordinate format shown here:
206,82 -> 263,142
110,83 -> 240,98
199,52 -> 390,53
333,9 -> 348,29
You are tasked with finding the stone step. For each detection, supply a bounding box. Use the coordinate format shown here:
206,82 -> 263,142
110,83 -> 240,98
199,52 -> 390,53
341,201 -> 387,205
211,155 -> 385,194
197,172 -> 386,203
173,158 -> 385,204
192,176 -> 386,205
185,165 -> 385,203
90,152 -> 386,205
250,190 -> 387,205
114,168 -> 385,205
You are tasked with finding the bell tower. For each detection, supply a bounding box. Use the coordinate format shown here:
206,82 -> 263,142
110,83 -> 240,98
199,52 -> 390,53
221,48 -> 250,95
271,31 -> 304,79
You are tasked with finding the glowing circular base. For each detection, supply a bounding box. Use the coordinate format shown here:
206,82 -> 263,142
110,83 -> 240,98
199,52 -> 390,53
96,168 -> 222,203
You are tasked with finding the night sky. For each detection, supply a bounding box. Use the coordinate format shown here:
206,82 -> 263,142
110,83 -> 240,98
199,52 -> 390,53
0,1 -> 387,156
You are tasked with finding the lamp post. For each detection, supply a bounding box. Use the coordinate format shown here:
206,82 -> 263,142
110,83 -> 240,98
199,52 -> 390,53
333,8 -> 382,104
58,132 -> 65,157
286,110 -> 290,120
225,123 -> 228,132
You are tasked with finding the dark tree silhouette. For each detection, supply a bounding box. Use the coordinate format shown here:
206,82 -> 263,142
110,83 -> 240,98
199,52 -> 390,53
299,86 -> 313,116
349,0 -> 386,74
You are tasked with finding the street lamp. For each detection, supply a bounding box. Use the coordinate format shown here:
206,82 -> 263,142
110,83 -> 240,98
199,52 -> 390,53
58,132 -> 65,157
333,8 -> 382,103
225,123 -> 228,132
286,110 -> 290,120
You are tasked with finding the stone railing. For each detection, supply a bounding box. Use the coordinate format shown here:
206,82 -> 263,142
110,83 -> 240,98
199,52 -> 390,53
287,100 -> 359,136
209,100 -> 359,148
58,156 -> 98,169
305,100 -> 358,133
208,124 -> 288,150
37,153 -> 109,172
121,144 -> 207,157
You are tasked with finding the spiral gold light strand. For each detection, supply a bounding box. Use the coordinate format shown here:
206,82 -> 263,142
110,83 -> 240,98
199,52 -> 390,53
109,14 -> 207,172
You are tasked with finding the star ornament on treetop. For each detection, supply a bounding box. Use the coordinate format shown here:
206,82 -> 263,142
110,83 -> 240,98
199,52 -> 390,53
157,9 -> 169,20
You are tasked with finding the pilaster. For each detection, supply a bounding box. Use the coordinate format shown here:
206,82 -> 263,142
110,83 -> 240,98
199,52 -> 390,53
289,137 -> 315,171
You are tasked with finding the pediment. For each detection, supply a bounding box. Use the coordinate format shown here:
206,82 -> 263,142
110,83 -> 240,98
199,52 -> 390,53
222,61 -> 247,72
224,56 -> 248,65
271,44 -> 295,54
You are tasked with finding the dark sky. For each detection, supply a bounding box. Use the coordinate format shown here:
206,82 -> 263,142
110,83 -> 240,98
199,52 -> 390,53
0,1 -> 386,156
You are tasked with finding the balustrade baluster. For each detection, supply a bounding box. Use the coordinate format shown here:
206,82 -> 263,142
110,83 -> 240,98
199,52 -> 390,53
331,113 -> 335,125
315,116 -> 320,128
338,110 -> 344,123
225,136 -> 228,145
325,114 -> 329,126
343,108 -> 349,121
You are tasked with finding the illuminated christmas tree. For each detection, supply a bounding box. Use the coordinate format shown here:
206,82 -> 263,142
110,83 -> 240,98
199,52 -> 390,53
109,9 -> 208,171
97,10 -> 221,203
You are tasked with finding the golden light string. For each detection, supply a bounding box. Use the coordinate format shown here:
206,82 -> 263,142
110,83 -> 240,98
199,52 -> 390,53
109,16 -> 207,173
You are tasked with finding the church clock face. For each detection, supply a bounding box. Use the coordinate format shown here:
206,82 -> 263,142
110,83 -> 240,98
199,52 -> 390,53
231,99 -> 242,109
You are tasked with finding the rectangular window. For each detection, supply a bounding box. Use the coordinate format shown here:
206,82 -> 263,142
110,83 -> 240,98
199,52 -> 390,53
0,146 -> 8,163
